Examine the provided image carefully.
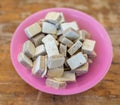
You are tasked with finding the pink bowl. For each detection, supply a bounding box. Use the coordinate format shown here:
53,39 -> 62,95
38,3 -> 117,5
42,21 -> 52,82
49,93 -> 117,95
10,8 -> 113,95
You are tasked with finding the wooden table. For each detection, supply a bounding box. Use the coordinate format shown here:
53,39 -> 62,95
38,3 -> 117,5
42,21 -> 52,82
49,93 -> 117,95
0,0 -> 120,105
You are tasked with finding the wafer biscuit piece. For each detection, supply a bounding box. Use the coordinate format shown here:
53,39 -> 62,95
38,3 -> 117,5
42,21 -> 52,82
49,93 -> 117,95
54,71 -> 76,82
45,12 -> 61,24
73,63 -> 89,76
42,35 -> 59,57
68,40 -> 82,56
31,34 -> 45,47
42,34 -> 58,45
78,30 -> 86,41
42,22 -> 57,34
42,34 -> 56,43
22,40 -> 35,58
34,44 -> 46,58
46,78 -> 67,89
25,23 -> 41,38
63,28 -> 79,40
82,39 -> 96,54
18,52 -> 33,69
48,54 -> 65,69
41,56 -> 48,78
59,36 -> 73,47
61,21 -> 79,32
59,43 -> 67,57
44,41 -> 59,57
32,56 -> 45,75
47,66 -> 64,78
67,52 -> 87,70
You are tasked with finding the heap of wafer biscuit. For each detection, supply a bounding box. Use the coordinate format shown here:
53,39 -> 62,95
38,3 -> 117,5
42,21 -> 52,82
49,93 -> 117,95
18,12 -> 96,89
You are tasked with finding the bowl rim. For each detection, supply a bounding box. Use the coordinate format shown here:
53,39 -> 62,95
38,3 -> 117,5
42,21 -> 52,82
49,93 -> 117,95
10,8 -> 113,95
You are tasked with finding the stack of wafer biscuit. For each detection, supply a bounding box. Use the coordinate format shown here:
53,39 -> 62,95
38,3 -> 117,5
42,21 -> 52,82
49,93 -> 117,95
18,12 -> 96,89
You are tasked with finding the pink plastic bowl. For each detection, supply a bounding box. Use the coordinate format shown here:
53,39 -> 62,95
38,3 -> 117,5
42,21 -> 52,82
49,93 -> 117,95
10,8 -> 113,95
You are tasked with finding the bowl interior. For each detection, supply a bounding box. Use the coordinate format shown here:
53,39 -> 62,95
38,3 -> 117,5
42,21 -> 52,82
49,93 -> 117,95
11,8 -> 112,95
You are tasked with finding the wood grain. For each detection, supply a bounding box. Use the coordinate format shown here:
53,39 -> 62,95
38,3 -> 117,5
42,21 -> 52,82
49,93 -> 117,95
0,0 -> 120,105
